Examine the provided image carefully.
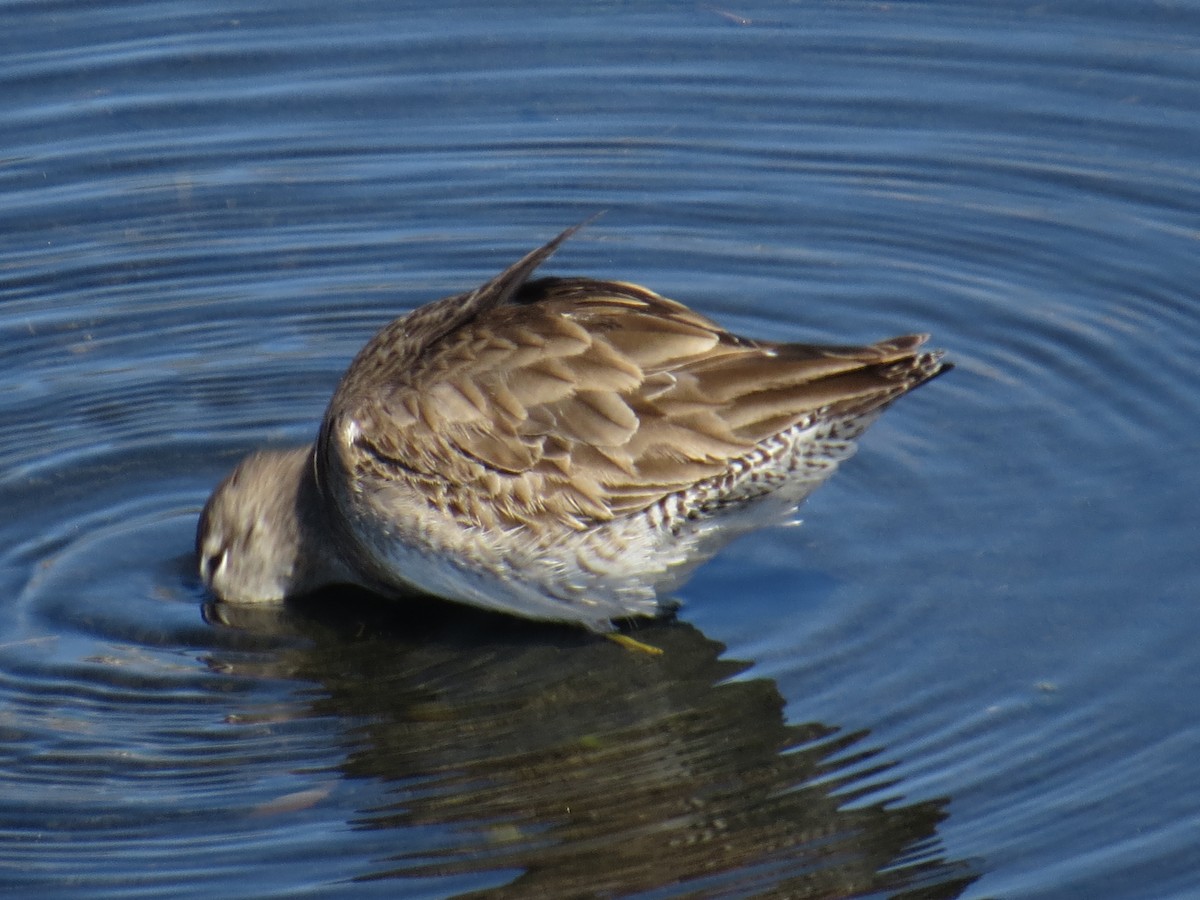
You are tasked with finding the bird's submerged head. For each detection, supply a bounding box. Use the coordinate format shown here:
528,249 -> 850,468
197,446 -> 341,603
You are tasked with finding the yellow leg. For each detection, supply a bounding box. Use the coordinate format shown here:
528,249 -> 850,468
605,632 -> 664,655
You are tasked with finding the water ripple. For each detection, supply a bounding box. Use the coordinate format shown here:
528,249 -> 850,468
1,0 -> 1197,896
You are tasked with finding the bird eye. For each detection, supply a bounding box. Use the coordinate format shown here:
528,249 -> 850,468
202,547 -> 229,585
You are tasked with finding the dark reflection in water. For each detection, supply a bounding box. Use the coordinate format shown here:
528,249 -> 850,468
209,597 -> 978,897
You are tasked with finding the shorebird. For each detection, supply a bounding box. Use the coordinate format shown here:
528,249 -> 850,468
197,225 -> 949,633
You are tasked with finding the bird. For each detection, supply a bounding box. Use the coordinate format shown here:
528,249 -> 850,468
197,224 -> 949,633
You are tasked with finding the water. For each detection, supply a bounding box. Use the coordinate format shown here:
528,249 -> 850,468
2,1 -> 1199,896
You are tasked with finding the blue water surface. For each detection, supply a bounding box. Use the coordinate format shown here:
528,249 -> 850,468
2,1 -> 1199,897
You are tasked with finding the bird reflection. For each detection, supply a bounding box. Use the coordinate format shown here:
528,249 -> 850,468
205,594 -> 978,898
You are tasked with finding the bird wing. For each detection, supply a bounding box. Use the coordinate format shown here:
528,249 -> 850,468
324,257 -> 942,533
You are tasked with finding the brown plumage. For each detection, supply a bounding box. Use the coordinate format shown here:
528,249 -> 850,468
198,225 -> 949,631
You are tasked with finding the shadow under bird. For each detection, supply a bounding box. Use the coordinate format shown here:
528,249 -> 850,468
197,225 -> 949,632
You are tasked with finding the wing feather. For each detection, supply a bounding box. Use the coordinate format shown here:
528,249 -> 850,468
325,236 -> 946,533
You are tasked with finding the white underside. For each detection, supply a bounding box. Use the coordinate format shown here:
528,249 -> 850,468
353,418 -> 874,631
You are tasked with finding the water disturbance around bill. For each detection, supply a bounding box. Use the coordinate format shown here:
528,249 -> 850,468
2,2 -> 1199,897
